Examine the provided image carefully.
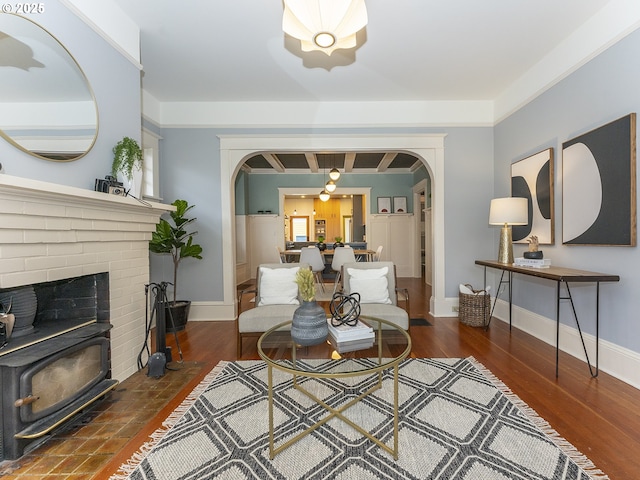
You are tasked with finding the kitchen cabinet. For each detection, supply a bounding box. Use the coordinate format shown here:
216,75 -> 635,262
313,198 -> 341,241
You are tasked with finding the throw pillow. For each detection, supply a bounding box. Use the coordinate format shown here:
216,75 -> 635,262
258,266 -> 300,306
347,266 -> 392,304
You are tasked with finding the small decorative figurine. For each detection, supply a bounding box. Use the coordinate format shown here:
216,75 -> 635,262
524,235 -> 543,259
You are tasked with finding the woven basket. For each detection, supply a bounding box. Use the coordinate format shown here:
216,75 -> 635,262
458,284 -> 490,327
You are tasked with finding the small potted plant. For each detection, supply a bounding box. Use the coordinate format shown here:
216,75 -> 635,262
112,136 -> 143,196
333,236 -> 344,248
316,235 -> 327,251
291,268 -> 328,346
149,199 -> 204,331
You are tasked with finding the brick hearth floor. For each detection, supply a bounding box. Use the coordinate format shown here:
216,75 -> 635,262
0,361 -> 205,479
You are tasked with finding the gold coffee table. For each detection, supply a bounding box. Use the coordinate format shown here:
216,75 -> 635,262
257,316 -> 411,459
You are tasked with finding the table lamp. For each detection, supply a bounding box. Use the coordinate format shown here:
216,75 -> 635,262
489,197 -> 528,264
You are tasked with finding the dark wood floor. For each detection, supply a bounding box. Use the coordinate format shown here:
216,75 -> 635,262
3,277 -> 639,479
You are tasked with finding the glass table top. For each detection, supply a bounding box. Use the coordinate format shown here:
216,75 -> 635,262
257,315 -> 412,377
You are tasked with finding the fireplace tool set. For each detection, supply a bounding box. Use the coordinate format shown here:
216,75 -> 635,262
141,282 -> 184,378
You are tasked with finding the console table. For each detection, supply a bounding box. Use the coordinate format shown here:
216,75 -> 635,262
475,260 -> 619,378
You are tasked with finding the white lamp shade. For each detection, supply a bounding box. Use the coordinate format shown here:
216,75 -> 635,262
489,197 -> 528,225
329,167 -> 341,180
282,0 -> 368,55
319,190 -> 330,202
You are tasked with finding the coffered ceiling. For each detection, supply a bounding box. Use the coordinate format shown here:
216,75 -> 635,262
243,152 -> 423,174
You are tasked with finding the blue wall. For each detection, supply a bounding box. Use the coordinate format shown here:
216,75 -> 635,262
156,126 -> 494,301
0,1 -> 141,189
246,172 -> 419,214
494,28 -> 640,352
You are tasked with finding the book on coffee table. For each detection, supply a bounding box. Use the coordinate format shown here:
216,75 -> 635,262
328,334 -> 374,353
327,318 -> 373,341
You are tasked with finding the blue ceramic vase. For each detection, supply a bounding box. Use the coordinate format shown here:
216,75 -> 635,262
291,301 -> 328,346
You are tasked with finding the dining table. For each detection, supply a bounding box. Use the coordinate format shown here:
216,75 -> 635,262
283,248 -> 376,262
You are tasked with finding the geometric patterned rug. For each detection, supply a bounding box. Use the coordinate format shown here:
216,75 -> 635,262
110,358 -> 609,480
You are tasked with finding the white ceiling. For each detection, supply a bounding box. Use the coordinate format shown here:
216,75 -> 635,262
112,0 -> 615,108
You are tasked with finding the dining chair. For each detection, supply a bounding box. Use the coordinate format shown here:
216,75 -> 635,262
331,246 -> 356,294
276,246 -> 286,263
299,246 -> 326,292
373,245 -> 384,261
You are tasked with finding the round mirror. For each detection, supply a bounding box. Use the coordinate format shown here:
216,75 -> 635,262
0,14 -> 98,161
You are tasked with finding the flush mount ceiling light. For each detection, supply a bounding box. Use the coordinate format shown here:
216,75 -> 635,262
282,0 -> 368,56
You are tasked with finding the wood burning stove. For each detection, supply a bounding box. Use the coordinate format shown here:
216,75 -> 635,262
0,273 -> 118,461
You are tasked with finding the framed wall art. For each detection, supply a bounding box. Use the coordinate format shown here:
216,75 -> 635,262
562,113 -> 636,246
377,197 -> 391,213
511,148 -> 554,244
393,196 -> 407,213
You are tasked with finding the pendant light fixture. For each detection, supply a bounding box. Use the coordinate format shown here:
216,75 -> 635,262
319,189 -> 330,202
319,156 -> 331,202
282,0 -> 368,56
325,179 -> 337,192
329,153 -> 341,181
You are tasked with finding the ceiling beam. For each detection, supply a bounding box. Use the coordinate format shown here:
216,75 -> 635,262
377,153 -> 397,172
305,153 -> 319,173
263,153 -> 285,172
410,159 -> 424,172
344,152 -> 356,173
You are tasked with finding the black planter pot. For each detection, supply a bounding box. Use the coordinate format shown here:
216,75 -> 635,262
333,242 -> 344,248
163,300 -> 191,332
317,242 -> 327,251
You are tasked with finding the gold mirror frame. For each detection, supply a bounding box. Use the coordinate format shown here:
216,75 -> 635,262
0,14 -> 99,161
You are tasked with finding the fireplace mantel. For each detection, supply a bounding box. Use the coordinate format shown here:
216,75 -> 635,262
0,174 -> 172,214
0,174 -> 171,380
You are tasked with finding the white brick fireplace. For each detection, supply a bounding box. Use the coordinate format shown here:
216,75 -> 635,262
0,175 -> 169,381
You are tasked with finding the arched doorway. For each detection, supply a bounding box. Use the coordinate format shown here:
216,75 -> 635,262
219,134 -> 446,316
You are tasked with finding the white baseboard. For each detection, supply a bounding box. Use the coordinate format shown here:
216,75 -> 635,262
491,298 -> 640,390
431,296 -> 458,318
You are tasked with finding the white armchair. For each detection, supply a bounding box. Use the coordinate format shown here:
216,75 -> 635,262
236,262 -> 308,356
341,261 -> 410,332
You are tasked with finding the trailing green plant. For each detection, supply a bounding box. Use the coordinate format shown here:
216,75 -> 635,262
112,136 -> 143,181
317,236 -> 325,243
149,199 -> 204,304
334,236 -> 343,243
295,268 -> 316,302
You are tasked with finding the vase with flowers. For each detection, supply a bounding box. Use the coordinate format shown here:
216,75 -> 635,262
291,267 -> 328,346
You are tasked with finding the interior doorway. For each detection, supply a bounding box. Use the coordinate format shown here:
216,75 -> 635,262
220,134 -> 446,317
343,215 -> 352,243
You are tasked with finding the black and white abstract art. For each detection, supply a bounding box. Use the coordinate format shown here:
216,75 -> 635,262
562,113 -> 636,246
511,148 -> 554,244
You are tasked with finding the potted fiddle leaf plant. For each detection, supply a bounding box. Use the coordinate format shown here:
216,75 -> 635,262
112,136 -> 143,197
149,199 -> 204,331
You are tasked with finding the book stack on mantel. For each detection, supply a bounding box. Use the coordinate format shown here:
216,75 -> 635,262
327,318 -> 374,353
514,257 -> 551,268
